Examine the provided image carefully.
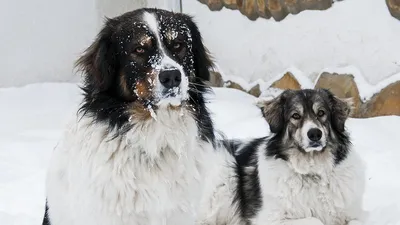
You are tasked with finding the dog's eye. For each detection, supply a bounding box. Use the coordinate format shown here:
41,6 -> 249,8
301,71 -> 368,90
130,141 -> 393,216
317,110 -> 325,117
292,113 -> 301,120
171,42 -> 183,51
173,43 -> 181,49
134,47 -> 146,54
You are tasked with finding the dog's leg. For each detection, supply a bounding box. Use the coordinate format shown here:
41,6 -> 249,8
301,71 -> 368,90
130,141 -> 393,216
281,217 -> 324,225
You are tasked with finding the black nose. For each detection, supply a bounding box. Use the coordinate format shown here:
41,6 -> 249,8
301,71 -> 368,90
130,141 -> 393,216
159,69 -> 181,89
307,128 -> 322,141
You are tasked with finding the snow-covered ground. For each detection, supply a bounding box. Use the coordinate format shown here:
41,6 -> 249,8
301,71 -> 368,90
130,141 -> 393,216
1,83 -> 400,224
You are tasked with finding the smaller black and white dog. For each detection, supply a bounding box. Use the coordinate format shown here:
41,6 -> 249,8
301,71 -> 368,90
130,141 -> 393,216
198,89 -> 366,225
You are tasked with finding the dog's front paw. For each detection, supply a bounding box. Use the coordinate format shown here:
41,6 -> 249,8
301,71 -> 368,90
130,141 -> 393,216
347,220 -> 362,225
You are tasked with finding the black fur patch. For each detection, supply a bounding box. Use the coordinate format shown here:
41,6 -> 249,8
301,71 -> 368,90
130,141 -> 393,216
42,202 -> 50,225
232,137 -> 264,223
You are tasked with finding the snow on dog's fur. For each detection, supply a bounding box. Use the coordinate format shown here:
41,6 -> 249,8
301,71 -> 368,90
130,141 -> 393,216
197,89 -> 366,225
42,8 -> 216,225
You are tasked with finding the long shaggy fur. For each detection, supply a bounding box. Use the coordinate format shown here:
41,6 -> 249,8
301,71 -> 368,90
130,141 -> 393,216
197,89 -> 366,225
42,8 -> 216,225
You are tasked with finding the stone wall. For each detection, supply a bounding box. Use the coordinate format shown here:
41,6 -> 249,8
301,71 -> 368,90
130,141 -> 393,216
198,0 -> 400,21
209,71 -> 400,118
387,0 -> 400,20
198,0 -> 332,21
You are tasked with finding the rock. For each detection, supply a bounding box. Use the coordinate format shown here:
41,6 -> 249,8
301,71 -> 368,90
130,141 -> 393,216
315,72 -> 362,117
257,0 -> 272,18
270,72 -> 301,90
223,0 -> 238,9
284,0 -> 302,14
361,81 -> 400,117
209,71 -> 224,87
248,84 -> 261,97
299,0 -> 332,11
238,0 -> 259,20
199,0 -> 224,10
386,0 -> 400,20
224,80 -> 246,92
268,0 -> 289,21
197,0 -> 333,21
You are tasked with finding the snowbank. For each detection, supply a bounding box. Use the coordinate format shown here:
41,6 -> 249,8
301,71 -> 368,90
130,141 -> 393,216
222,64 -> 400,102
184,0 -> 400,85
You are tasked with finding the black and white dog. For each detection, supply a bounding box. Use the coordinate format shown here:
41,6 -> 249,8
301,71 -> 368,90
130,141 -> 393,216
198,89 -> 366,225
42,8 -> 217,225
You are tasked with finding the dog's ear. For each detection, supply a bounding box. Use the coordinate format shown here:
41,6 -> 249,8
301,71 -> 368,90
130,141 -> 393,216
75,18 -> 117,91
323,89 -> 352,132
183,15 -> 214,82
258,91 -> 292,133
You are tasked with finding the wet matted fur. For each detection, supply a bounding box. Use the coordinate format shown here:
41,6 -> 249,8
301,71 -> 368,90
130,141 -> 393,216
197,89 -> 366,225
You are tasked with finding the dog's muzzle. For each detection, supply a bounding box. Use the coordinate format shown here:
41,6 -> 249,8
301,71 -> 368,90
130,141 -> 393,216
159,69 -> 181,90
305,128 -> 325,152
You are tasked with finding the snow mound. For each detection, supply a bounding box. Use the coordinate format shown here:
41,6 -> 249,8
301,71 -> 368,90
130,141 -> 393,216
318,66 -> 400,102
217,64 -> 400,102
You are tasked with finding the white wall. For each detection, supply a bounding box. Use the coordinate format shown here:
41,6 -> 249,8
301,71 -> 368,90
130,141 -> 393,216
184,0 -> 400,85
0,0 -> 99,87
96,0 -> 147,19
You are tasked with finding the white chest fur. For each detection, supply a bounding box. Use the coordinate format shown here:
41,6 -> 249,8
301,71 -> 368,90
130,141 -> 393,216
255,147 -> 365,225
45,109 -> 213,225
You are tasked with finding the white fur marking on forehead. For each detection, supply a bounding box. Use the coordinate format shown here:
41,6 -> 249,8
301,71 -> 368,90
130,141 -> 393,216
142,12 -> 189,106
142,12 -> 160,38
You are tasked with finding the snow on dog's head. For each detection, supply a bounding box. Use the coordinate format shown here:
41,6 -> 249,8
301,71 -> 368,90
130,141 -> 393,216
75,8 -> 214,131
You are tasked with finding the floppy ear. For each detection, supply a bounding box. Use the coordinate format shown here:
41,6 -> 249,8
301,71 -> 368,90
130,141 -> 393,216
323,89 -> 353,132
258,91 -> 291,133
75,18 -> 117,91
183,15 -> 214,82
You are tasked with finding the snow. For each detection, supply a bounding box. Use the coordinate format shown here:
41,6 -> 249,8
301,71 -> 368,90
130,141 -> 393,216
184,0 -> 400,85
220,64 -> 400,102
220,65 -> 314,93
1,83 -> 400,224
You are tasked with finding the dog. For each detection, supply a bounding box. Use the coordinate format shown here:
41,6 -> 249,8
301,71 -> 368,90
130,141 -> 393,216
42,8 -> 217,225
197,89 -> 366,225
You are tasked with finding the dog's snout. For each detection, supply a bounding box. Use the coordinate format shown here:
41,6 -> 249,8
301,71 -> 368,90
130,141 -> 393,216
159,69 -> 181,89
307,128 -> 322,141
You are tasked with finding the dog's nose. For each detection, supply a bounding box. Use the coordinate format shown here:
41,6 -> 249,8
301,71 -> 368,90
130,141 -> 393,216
307,128 -> 322,141
159,69 -> 181,89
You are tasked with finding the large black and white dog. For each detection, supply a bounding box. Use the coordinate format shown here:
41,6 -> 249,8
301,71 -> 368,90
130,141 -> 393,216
198,89 -> 366,225
43,8 -> 217,225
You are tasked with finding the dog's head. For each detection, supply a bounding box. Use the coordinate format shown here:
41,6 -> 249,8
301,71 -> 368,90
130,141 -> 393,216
259,89 -> 352,154
76,8 -> 214,132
